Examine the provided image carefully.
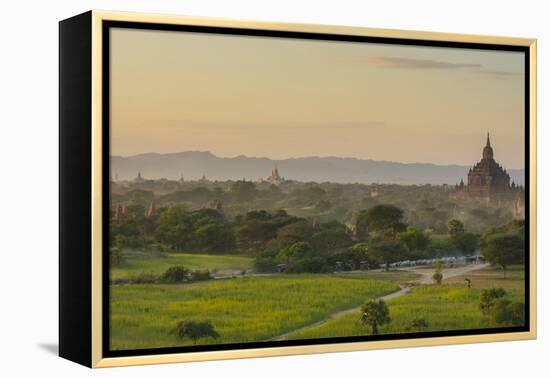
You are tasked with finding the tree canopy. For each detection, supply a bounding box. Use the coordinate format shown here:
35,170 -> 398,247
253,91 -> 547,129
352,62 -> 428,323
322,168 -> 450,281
360,300 -> 391,335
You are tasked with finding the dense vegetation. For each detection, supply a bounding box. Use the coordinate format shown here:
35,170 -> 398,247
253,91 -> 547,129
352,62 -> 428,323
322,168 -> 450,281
111,177 -> 524,274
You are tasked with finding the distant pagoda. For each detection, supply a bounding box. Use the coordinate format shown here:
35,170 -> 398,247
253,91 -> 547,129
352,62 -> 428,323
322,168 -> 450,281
133,171 -> 145,183
455,133 -> 514,200
263,165 -> 285,185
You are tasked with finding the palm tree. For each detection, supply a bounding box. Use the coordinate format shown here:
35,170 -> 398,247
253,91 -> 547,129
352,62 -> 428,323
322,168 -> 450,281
360,300 -> 391,335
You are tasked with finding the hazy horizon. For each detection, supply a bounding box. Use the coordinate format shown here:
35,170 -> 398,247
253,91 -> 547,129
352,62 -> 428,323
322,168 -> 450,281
112,148 -> 524,169
111,28 -> 525,169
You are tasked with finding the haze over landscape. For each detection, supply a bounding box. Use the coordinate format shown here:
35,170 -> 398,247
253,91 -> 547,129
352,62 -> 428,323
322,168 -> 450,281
110,28 -> 525,170
111,150 -> 525,185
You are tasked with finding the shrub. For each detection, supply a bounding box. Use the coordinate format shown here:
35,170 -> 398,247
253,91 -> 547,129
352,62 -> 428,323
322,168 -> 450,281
432,260 -> 443,285
285,256 -> 331,273
411,317 -> 429,331
131,272 -> 159,284
254,257 -> 278,273
479,288 -> 507,316
161,266 -> 189,283
171,320 -> 220,345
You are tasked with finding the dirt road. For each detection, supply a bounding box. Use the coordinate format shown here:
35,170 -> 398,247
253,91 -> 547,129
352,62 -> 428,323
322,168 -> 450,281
269,263 -> 489,341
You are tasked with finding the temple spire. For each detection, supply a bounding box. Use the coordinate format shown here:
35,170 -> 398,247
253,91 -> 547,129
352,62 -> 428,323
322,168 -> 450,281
486,132 -> 491,147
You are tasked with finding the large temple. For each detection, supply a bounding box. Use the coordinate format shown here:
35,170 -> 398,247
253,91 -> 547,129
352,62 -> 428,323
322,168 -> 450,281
455,133 -> 516,200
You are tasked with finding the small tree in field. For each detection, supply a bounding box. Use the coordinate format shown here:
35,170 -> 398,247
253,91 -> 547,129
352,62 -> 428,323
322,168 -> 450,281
432,260 -> 443,285
464,277 -> 472,289
171,321 -> 219,345
360,300 -> 391,335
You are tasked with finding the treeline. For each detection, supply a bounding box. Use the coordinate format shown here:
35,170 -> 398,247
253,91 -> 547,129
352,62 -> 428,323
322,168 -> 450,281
251,204 -> 481,273
112,179 -> 521,233
111,201 -> 524,274
111,206 -> 236,255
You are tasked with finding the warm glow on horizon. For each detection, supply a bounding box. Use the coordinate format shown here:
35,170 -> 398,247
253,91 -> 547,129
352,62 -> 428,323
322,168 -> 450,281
110,28 -> 525,169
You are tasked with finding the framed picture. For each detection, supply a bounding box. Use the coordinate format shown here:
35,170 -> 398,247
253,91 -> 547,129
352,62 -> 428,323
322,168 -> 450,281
59,10 -> 537,368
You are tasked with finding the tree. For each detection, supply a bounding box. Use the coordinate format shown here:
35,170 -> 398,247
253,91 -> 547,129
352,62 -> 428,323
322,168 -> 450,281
230,180 -> 258,202
171,321 -> 220,345
311,225 -> 351,253
343,243 -> 370,270
447,219 -> 465,236
195,222 -> 236,252
161,266 -> 189,283
482,234 -> 524,278
276,220 -> 313,249
354,210 -> 370,239
432,260 -> 443,284
368,239 -> 409,271
398,227 -> 430,255
285,256 -> 331,273
360,300 -> 391,335
114,234 -> 126,250
285,241 -> 314,260
155,205 -> 194,251
452,232 -> 478,256
359,204 -> 406,238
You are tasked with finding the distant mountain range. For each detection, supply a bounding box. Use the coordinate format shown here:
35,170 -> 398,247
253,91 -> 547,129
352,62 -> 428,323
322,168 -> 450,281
111,151 -> 525,186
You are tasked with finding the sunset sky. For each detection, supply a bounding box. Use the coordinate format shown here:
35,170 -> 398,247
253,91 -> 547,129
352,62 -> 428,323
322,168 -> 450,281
110,27 -> 525,169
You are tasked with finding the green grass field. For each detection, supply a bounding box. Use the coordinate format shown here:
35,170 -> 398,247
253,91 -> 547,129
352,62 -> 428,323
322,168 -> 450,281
288,266 -> 525,340
333,271 -> 421,285
110,275 -> 399,350
110,252 -> 253,281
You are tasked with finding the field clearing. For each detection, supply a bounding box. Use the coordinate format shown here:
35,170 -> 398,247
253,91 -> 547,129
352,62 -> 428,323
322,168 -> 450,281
288,266 -> 525,340
110,252 -> 253,281
110,275 -> 399,350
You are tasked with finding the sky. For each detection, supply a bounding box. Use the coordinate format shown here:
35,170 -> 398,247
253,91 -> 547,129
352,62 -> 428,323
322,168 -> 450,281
110,27 -> 525,169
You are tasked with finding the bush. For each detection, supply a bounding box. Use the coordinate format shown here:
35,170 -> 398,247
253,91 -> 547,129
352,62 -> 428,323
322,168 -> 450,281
285,256 -> 331,273
479,288 -> 507,316
161,266 -> 189,283
411,317 -> 429,331
131,272 -> 159,284
254,257 -> 278,273
432,260 -> 443,285
171,320 -> 220,345
489,299 -> 525,326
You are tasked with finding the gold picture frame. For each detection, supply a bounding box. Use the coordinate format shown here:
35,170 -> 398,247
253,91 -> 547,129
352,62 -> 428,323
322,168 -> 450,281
59,10 -> 537,368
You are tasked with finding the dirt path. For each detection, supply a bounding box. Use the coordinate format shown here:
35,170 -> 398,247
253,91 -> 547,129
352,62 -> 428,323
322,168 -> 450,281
268,263 -> 489,341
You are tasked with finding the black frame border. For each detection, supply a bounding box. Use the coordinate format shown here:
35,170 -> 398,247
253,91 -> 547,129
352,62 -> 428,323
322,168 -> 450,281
101,20 -> 531,359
